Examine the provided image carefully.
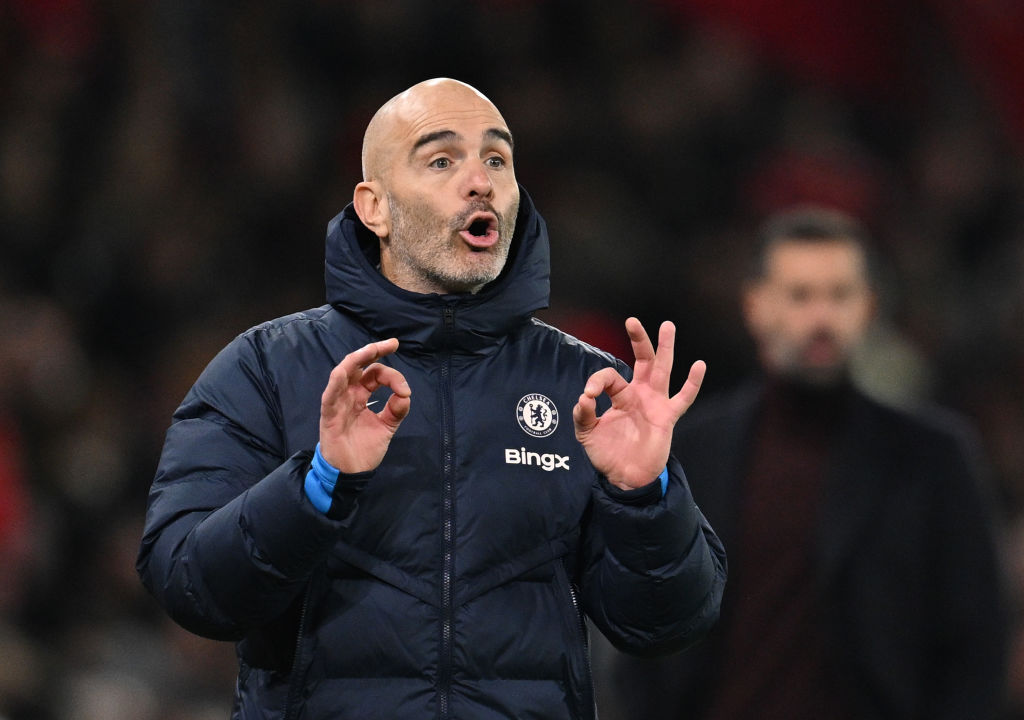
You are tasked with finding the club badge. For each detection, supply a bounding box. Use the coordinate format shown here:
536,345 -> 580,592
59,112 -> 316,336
516,393 -> 559,438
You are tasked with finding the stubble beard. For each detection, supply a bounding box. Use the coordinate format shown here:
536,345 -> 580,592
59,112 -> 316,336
776,331 -> 851,388
385,193 -> 519,294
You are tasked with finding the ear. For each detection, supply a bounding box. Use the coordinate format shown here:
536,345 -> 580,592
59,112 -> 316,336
353,180 -> 389,239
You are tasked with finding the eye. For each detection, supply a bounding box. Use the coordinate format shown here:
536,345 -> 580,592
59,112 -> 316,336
788,286 -> 811,304
485,156 -> 505,169
430,157 -> 451,169
831,285 -> 854,303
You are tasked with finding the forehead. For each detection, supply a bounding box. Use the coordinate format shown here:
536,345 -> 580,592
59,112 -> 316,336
391,88 -> 510,150
766,239 -> 867,283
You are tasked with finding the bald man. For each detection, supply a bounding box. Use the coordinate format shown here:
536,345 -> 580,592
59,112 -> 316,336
137,79 -> 726,720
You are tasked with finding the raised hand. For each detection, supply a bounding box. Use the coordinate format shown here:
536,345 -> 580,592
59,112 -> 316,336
319,338 -> 412,473
573,318 -> 705,491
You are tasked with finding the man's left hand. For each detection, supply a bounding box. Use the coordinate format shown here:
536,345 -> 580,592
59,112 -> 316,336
573,317 -> 705,491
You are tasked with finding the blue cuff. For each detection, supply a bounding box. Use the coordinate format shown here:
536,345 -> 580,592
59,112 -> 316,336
304,442 -> 340,514
658,466 -> 669,497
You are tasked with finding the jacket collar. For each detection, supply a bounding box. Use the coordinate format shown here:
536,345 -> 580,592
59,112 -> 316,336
324,185 -> 550,355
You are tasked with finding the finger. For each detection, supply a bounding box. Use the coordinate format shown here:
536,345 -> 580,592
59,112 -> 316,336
668,359 -> 707,419
379,391 -> 412,430
572,392 -> 597,434
649,321 -> 677,393
625,317 -> 655,384
360,363 -> 411,401
343,338 -> 401,377
583,366 -> 630,403
575,366 -> 630,436
367,362 -> 412,430
321,363 -> 353,419
323,339 -> 400,409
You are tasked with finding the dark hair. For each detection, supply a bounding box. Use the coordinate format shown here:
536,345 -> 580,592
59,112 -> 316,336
750,205 -> 874,282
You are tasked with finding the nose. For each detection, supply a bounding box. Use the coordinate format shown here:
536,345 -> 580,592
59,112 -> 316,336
805,296 -> 846,338
463,159 -> 494,199
806,297 -> 835,325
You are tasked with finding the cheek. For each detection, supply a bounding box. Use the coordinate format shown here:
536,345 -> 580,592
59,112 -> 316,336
835,317 -> 870,347
837,303 -> 872,333
401,203 -> 448,239
501,196 -> 520,229
751,314 -> 788,349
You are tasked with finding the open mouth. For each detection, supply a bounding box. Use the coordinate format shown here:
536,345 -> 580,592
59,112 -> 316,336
803,335 -> 840,364
459,212 -> 499,248
468,218 -> 491,237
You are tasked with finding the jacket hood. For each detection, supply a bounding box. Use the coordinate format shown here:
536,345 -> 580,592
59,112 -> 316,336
324,185 -> 550,354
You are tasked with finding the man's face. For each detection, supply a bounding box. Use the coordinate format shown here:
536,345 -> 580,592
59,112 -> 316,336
368,83 -> 520,294
743,238 -> 875,386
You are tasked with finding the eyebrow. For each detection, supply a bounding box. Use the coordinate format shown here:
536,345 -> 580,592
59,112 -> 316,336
486,127 -> 514,150
411,127 -> 515,155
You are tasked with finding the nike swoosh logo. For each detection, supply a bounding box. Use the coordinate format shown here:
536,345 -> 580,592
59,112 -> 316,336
366,400 -> 380,408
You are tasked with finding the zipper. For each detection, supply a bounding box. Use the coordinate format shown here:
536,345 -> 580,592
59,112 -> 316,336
282,581 -> 314,720
556,560 -> 594,720
437,303 -> 457,720
568,580 -> 595,718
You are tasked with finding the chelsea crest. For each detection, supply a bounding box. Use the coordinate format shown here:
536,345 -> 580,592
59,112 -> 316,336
516,394 -> 559,438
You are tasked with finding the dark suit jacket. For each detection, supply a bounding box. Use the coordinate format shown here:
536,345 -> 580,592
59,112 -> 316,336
605,380 -> 1008,720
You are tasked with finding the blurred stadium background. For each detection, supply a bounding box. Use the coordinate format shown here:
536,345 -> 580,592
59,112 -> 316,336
1,1 -> 1022,718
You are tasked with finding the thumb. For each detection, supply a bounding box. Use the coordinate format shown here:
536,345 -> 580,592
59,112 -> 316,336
379,392 -> 411,430
573,392 -> 597,438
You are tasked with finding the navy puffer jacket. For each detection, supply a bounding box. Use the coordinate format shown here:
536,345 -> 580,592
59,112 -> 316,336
137,188 -> 726,720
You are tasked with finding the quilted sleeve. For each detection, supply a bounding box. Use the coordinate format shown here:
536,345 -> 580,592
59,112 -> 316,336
136,330 -> 345,639
580,454 -> 727,656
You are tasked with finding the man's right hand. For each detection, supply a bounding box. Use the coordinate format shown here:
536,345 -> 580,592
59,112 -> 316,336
319,338 -> 411,473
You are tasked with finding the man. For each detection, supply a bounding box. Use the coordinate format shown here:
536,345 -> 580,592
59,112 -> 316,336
601,206 -> 1007,719
136,78 -> 726,720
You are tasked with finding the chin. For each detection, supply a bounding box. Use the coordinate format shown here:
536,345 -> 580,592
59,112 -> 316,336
440,271 -> 500,294
793,365 -> 849,388
459,262 -> 504,287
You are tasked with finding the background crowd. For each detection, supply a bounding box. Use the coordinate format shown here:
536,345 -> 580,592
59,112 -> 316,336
1,1 -> 1022,718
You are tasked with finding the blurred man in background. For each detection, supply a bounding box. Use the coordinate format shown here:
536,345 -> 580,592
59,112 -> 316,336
601,205 -> 1007,719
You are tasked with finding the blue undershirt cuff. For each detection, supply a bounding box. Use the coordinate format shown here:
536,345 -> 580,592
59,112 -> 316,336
304,442 -> 340,514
